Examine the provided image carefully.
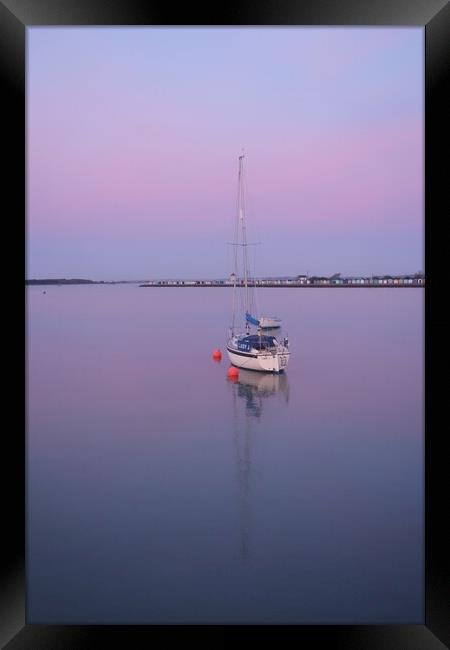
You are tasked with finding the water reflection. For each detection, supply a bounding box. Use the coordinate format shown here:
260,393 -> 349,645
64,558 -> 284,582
236,369 -> 290,418
229,369 -> 290,560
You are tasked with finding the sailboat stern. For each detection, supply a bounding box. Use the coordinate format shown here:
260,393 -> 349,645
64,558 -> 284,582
226,338 -> 290,373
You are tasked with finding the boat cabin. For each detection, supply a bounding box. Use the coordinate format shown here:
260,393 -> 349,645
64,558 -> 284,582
237,335 -> 278,352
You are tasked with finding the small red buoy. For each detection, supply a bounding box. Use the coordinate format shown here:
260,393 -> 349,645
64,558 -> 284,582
212,349 -> 222,361
227,366 -> 239,379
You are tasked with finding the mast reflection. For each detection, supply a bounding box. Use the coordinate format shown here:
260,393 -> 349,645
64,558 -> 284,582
229,369 -> 290,560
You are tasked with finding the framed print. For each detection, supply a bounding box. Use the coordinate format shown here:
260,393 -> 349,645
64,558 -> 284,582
2,0 -> 449,647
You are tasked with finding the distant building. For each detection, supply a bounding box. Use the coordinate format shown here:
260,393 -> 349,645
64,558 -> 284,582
329,273 -> 343,285
137,271 -> 424,288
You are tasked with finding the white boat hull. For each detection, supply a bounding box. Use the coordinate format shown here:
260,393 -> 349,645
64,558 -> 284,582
227,346 -> 290,373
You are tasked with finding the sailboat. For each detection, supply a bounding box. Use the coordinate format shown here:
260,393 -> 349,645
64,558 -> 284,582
226,154 -> 290,373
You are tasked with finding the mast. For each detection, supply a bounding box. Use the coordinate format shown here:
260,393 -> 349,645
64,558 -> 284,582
231,158 -> 240,337
230,152 -> 251,337
239,154 -> 251,333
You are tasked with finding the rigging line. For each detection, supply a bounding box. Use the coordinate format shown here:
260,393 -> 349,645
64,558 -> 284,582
240,155 -> 250,322
231,155 -> 241,335
243,169 -> 256,320
243,154 -> 258,323
252,239 -> 259,318
249,244 -> 255,317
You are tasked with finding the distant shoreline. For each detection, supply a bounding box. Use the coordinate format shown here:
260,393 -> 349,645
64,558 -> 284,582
139,283 -> 424,289
25,279 -> 136,286
26,277 -> 425,288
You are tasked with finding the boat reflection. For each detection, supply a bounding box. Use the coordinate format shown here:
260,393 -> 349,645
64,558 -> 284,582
229,369 -> 290,560
236,369 -> 290,418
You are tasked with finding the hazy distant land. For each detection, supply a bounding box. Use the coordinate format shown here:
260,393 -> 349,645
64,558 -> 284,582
26,274 -> 425,288
25,279 -> 136,285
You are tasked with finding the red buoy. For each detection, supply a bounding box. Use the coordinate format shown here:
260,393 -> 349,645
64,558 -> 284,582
212,349 -> 222,361
227,366 -> 239,379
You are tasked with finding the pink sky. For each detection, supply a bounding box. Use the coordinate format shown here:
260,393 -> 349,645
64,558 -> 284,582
27,27 -> 424,279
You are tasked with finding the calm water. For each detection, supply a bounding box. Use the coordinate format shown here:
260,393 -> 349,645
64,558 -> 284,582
27,286 -> 424,623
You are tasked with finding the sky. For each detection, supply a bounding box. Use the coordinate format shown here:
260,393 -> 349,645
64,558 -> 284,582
27,27 -> 424,280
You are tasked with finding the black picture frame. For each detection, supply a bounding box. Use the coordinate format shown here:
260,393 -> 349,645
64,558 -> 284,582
2,1 -> 449,647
